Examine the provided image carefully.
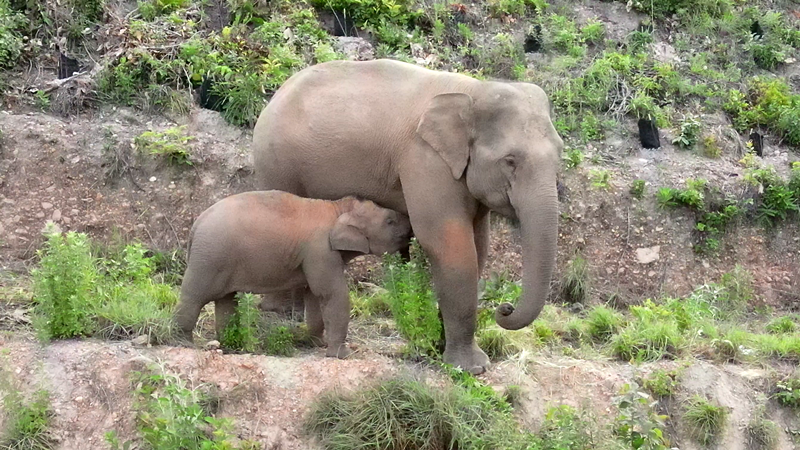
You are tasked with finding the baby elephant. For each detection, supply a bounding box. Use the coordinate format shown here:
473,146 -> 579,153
174,190 -> 412,358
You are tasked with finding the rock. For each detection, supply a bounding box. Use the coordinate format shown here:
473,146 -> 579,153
35,212 -> 45,218
204,340 -> 221,350
149,176 -> 157,182
0,223 -> 4,235
648,271 -> 657,277
635,246 -> 660,264
333,37 -> 374,61
131,335 -> 149,346
41,202 -> 53,209
52,209 -> 62,221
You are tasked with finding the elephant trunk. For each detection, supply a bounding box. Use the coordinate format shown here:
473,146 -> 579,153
495,176 -> 558,330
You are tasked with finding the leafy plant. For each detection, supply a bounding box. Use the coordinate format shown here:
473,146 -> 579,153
774,376 -> 800,408
642,368 -> 680,398
589,168 -> 612,190
613,382 -> 669,450
264,325 -> 296,357
630,179 -> 646,199
563,147 -> 584,169
0,359 -> 54,450
134,126 -> 194,166
537,404 -> 597,449
220,293 -> 261,353
701,134 -> 722,158
382,239 -> 444,357
32,224 -> 98,340
107,362 -> 258,450
0,0 -> 27,69
683,395 -> 728,446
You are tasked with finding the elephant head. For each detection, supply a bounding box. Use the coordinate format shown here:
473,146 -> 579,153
330,198 -> 413,257
416,81 -> 563,330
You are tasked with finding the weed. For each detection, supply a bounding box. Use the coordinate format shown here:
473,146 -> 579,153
477,328 -> 517,360
108,362 -> 258,449
580,19 -> 605,46
774,376 -> 800,408
746,404 -> 780,450
349,288 -> 391,318
701,134 -> 722,158
0,0 -> 27,69
611,301 -> 684,362
672,115 -> 702,149
304,376 -> 533,449
134,126 -> 194,166
220,293 -> 261,353
32,224 -> 97,340
265,325 -> 296,357
487,0 -> 546,18
766,316 -> 797,334
138,0 -> 191,21
579,113 -> 603,142
537,404 -> 597,449
584,305 -> 623,342
683,395 -> 728,446
642,368 -> 680,398
613,382 -> 670,450
480,271 -> 521,306
630,179 -> 646,199
563,147 -> 584,169
559,254 -> 589,304
382,239 -> 444,357
589,168 -> 612,190
0,360 -> 54,450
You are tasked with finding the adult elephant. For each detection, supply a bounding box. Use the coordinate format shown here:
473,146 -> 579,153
252,59 -> 563,374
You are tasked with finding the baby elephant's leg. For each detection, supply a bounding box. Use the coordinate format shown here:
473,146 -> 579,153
302,288 -> 325,347
214,293 -> 238,339
175,274 -> 222,343
318,285 -> 352,359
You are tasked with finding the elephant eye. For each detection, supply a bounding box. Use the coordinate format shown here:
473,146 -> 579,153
502,156 -> 517,169
387,218 -> 396,226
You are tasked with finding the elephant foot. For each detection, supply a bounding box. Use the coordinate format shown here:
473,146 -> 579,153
326,343 -> 354,359
172,329 -> 195,347
443,342 -> 490,375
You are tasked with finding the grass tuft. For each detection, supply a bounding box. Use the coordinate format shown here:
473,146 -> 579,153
745,404 -> 780,450
559,254 -> 590,304
683,395 -> 728,446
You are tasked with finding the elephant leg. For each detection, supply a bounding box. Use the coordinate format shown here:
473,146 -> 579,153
175,272 -> 221,344
319,288 -> 352,359
214,293 -> 238,339
473,208 -> 490,276
303,289 -> 326,347
405,209 -> 489,374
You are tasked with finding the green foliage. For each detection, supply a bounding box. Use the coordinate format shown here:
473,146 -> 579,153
766,316 -> 797,334
700,134 -> 722,158
580,19 -> 605,46
774,376 -> 800,408
625,0 -> 733,21
477,328 -> 517,360
382,239 -> 444,357
724,78 -> 800,148
613,382 -> 669,450
563,147 -> 584,169
0,0 -> 27,69
579,113 -> 604,142
671,115 -> 701,149
32,225 -> 97,340
559,254 -> 589,304
480,271 -> 522,306
611,310 -> 683,362
487,0 -> 546,18
745,406 -> 779,450
744,166 -> 800,226
589,168 -> 612,190
630,179 -> 646,200
31,225 -> 178,343
304,376 -> 535,450
642,368 -> 680,398
134,126 -> 194,166
0,360 -> 54,450
537,404 -> 596,449
265,325 -> 296,357
107,363 -> 259,450
220,293 -> 261,353
682,396 -> 728,446
585,305 -> 623,342
137,0 -> 190,21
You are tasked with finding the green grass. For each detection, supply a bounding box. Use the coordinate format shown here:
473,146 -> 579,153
745,404 -> 780,450
766,316 -> 798,334
584,305 -> 623,342
133,126 -> 194,166
304,375 -> 535,450
559,254 -> 590,304
683,396 -> 728,446
0,387 -> 53,450
641,368 -> 681,398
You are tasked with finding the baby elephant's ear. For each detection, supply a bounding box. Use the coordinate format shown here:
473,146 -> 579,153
330,214 -> 370,254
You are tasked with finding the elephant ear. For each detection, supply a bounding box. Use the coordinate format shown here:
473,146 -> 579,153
416,93 -> 473,180
330,213 -> 370,254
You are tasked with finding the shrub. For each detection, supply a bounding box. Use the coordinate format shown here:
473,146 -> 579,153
220,293 -> 261,353
304,376 -> 534,450
559,254 -> 589,304
642,368 -> 680,398
672,115 -> 702,149
613,382 -> 670,450
537,404 -> 597,449
683,396 -> 728,446
264,325 -> 296,357
0,0 -> 28,69
701,134 -> 722,158
774,376 -> 800,408
630,179 -> 646,199
32,225 -> 98,340
106,362 -> 258,450
562,147 -> 584,169
134,126 -> 194,166
382,239 -> 444,357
